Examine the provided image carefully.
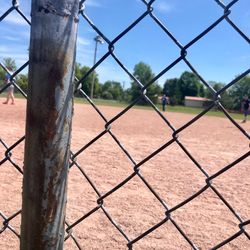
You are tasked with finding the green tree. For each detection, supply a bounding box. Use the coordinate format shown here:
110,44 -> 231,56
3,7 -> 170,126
17,74 -> 29,93
130,62 -> 162,104
205,81 -> 224,99
205,81 -> 234,110
101,80 -> 123,100
0,67 -> 5,86
122,88 -> 132,102
229,75 -> 250,110
177,71 -> 203,103
75,63 -> 101,97
199,85 -> 205,97
163,78 -> 181,105
3,57 -> 17,71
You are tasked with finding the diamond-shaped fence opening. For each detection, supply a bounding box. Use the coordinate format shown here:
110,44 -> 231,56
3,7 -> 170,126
0,0 -> 249,249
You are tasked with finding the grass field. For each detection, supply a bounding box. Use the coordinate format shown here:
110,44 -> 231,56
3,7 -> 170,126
0,98 -> 249,249
69,96 -> 243,120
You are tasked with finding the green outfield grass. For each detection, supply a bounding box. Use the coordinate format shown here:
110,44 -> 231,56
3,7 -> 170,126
74,97 -> 243,121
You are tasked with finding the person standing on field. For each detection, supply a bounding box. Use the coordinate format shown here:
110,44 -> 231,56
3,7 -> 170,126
2,68 -> 15,105
241,95 -> 250,123
161,94 -> 168,111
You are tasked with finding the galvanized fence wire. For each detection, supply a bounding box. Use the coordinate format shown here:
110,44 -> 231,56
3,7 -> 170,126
0,0 -> 28,243
0,0 -> 249,249
70,0 -> 250,249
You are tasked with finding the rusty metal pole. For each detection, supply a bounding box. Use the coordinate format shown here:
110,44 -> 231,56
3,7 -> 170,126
20,1 -> 79,249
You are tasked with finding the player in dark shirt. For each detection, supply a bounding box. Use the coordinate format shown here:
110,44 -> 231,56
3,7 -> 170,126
161,94 -> 168,111
241,95 -> 250,123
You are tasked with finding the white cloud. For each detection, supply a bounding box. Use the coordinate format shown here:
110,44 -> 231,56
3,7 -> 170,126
77,36 -> 91,46
0,50 -> 28,61
85,0 -> 103,8
0,45 -> 10,53
76,46 -> 94,66
1,29 -> 30,42
0,43 -> 29,69
96,62 -> 131,87
19,30 -> 31,39
2,35 -> 20,42
154,1 -> 173,13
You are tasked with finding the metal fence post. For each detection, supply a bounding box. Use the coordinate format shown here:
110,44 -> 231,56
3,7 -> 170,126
20,1 -> 79,249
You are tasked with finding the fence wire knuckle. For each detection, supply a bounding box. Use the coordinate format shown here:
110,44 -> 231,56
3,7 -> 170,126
0,0 -> 249,249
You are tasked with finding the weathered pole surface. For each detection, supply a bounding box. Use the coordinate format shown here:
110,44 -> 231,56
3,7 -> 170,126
90,39 -> 98,100
20,1 -> 79,249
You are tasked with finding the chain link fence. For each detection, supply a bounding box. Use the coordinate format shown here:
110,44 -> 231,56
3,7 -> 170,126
0,0 -> 249,249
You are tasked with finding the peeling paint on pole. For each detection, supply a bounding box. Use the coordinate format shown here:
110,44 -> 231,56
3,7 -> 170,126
20,1 -> 79,249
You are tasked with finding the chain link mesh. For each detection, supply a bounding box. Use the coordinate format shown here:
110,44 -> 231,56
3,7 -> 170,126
0,0 -> 249,249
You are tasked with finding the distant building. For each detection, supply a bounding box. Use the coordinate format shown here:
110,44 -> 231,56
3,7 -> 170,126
184,96 -> 212,108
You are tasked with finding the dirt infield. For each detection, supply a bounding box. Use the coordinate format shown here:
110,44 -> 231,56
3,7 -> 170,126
0,98 -> 249,249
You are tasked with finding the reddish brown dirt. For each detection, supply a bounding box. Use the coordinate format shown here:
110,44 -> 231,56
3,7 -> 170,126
0,98 -> 249,249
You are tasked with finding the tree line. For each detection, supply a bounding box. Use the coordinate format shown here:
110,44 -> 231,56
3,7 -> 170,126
1,58 -> 249,111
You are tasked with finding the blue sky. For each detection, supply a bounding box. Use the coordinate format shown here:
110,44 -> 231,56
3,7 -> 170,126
0,0 -> 249,88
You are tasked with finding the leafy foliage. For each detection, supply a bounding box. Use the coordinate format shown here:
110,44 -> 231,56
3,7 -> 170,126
163,72 -> 204,105
75,63 -> 101,97
229,75 -> 250,110
130,62 -> 162,104
17,74 -> 29,93
101,81 -> 123,100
